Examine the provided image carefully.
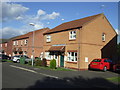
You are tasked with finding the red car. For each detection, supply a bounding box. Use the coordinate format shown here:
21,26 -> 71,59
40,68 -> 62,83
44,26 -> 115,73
113,61 -> 120,72
89,58 -> 114,72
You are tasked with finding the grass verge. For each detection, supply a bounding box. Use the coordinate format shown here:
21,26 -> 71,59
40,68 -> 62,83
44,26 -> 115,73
25,63 -> 75,71
106,77 -> 120,83
2,59 -> 13,62
3,59 -> 76,71
34,65 -> 75,71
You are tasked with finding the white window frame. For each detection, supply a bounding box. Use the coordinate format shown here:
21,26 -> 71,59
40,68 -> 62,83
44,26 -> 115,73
21,40 -> 23,46
13,41 -> 16,45
24,40 -> 28,45
46,35 -> 51,42
69,31 -> 76,40
67,52 -> 77,62
0,44 -> 2,47
45,52 -> 51,60
5,43 -> 7,47
53,54 -> 58,60
16,41 -> 18,46
102,33 -> 106,42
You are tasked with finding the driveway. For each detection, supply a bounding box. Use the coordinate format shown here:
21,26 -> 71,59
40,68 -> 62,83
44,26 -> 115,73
2,62 -> 119,88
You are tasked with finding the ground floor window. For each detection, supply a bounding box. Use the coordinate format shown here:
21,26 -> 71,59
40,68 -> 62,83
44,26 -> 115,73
45,52 -> 53,60
45,52 -> 59,60
23,51 -> 27,55
67,52 -> 77,62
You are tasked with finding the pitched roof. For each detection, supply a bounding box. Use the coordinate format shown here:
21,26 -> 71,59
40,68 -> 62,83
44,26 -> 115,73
0,39 -> 8,43
13,28 -> 49,41
44,13 -> 102,35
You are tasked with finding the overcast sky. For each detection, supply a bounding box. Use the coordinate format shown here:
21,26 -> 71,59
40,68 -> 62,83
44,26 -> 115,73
1,2 -> 119,42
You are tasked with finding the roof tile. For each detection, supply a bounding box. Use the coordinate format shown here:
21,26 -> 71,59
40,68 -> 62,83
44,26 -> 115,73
44,13 -> 102,34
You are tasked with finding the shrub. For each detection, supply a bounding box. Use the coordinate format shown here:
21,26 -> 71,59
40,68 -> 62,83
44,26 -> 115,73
42,58 -> 47,67
35,60 -> 42,66
35,57 -> 39,59
35,57 -> 41,61
50,59 -> 56,69
28,61 -> 32,65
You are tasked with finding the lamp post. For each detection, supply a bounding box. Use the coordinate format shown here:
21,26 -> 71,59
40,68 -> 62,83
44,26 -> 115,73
29,23 -> 35,66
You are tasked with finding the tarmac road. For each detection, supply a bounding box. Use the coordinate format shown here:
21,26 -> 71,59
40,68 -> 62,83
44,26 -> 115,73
2,62 -> 119,89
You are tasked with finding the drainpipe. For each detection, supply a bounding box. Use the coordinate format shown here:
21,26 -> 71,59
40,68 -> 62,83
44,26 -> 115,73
78,27 -> 82,70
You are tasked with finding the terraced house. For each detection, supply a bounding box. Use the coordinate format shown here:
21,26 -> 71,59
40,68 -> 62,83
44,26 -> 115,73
0,37 -> 17,57
0,42 -> 8,55
12,28 -> 49,58
43,13 -> 117,70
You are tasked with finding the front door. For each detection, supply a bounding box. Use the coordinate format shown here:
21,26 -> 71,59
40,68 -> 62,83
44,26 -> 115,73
60,55 -> 64,67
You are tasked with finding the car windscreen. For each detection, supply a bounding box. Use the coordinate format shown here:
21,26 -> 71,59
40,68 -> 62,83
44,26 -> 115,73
92,59 -> 101,62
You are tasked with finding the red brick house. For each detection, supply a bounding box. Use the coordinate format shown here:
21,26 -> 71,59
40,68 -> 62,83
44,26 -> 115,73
12,28 -> 49,58
0,42 -> 8,55
43,13 -> 117,70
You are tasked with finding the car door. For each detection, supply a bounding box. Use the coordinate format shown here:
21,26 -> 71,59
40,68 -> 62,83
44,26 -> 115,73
104,59 -> 111,69
107,59 -> 113,70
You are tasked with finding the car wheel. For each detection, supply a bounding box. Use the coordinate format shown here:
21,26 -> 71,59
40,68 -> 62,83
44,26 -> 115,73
17,59 -> 20,63
13,61 -> 15,63
103,66 -> 107,72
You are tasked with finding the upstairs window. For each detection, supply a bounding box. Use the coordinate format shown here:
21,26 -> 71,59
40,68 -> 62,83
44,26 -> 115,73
13,41 -> 16,45
46,35 -> 51,42
21,40 -> 23,46
5,43 -> 7,47
69,31 -> 76,40
102,33 -> 106,42
16,41 -> 18,46
0,44 -> 2,47
24,40 -> 28,45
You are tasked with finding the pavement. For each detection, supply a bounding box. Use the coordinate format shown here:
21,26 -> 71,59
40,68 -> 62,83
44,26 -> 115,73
2,62 -> 120,89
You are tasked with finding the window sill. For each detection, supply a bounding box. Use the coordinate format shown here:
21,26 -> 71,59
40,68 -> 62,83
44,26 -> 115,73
69,39 -> 76,41
24,44 -> 27,45
66,61 -> 77,64
102,41 -> 105,42
46,41 -> 51,43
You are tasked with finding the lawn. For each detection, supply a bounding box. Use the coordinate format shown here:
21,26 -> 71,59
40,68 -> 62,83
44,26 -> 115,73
106,77 -> 120,83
